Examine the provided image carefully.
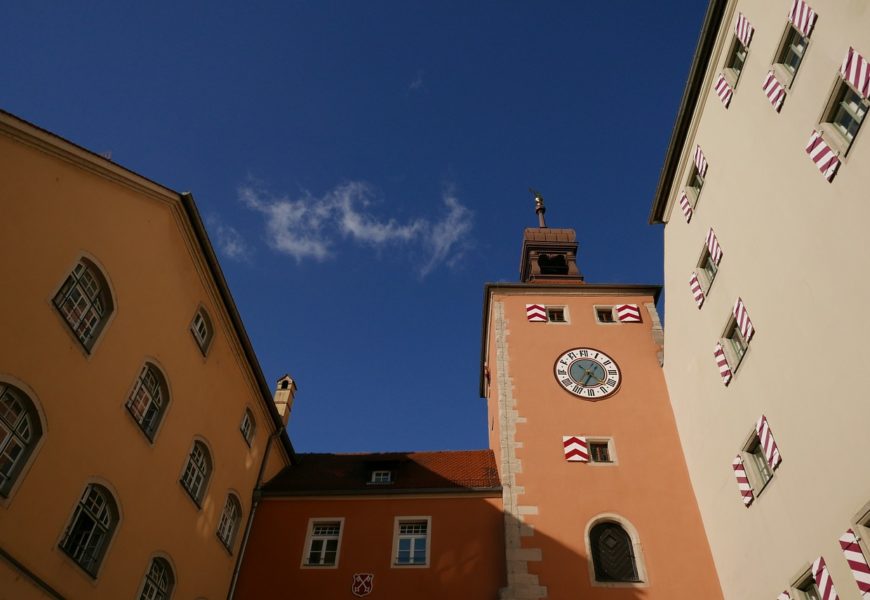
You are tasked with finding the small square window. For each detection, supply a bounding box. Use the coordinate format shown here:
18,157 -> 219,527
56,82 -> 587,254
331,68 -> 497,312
370,470 -> 392,484
589,442 -> 611,463
547,308 -> 566,323
725,37 -> 748,85
304,520 -> 342,567
774,24 -> 809,86
596,308 -> 615,323
823,80 -> 868,152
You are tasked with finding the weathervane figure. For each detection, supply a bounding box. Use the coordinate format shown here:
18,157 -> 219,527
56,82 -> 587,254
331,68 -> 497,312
529,187 -> 547,228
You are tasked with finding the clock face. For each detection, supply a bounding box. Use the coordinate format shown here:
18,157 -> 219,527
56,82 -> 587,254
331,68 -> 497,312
554,348 -> 621,400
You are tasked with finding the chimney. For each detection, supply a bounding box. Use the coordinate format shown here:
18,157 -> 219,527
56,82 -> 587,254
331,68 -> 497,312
273,375 -> 297,426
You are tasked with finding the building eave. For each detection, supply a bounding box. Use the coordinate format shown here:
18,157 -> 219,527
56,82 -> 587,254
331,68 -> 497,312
478,282 -> 662,396
649,0 -> 728,225
258,486 -> 503,499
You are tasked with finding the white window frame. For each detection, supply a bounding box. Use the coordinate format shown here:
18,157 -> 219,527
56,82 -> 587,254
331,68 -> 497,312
179,440 -> 211,507
0,381 -> 43,499
59,484 -> 118,578
301,518 -> 344,569
369,470 -> 392,484
685,164 -> 705,208
391,516 -> 431,568
52,258 -> 114,353
125,363 -> 169,442
239,409 -> 255,447
216,494 -> 242,553
190,308 -> 213,356
788,565 -> 822,600
137,556 -> 175,600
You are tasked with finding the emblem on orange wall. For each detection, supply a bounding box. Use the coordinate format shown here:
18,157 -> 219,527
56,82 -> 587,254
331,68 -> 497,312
352,573 -> 374,596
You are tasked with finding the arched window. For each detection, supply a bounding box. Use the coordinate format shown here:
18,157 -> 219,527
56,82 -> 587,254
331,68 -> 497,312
59,484 -> 118,577
180,441 -> 211,505
0,382 -> 42,497
139,557 -> 174,600
126,364 -> 169,441
216,494 -> 242,551
589,521 -> 640,582
239,409 -> 255,446
190,308 -> 213,355
53,259 -> 113,351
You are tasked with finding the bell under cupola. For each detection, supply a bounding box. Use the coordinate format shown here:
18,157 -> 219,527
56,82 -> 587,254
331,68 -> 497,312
519,190 -> 584,284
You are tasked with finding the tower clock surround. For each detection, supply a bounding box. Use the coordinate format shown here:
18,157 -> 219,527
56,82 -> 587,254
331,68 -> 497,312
553,347 -> 622,400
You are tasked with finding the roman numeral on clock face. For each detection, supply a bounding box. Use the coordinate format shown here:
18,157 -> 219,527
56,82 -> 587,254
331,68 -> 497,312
554,348 -> 621,400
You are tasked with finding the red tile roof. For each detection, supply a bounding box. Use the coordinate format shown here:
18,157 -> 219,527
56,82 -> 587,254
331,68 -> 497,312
261,450 -> 501,496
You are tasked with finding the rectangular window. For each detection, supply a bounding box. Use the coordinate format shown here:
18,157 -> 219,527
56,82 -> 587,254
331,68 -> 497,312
687,166 -> 704,204
393,518 -> 430,567
304,521 -> 342,567
746,435 -> 773,490
370,470 -> 392,484
725,36 -> 748,85
596,308 -> 614,323
589,442 -> 611,463
823,80 -> 868,151
724,320 -> 748,369
775,24 -> 809,86
547,308 -> 566,323
796,577 -> 821,600
698,249 -> 718,293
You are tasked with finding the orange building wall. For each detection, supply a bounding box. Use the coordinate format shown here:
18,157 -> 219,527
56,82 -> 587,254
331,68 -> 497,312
235,495 -> 505,599
0,118 -> 289,598
486,291 -> 722,598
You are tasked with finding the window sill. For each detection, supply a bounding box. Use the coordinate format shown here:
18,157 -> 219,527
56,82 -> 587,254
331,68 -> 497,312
179,483 -> 203,510
301,563 -> 339,569
723,68 -> 741,89
392,562 -> 430,569
817,122 -> 854,158
772,63 -> 796,89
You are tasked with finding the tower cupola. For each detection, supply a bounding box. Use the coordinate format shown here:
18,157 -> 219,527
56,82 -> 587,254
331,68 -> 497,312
519,190 -> 584,284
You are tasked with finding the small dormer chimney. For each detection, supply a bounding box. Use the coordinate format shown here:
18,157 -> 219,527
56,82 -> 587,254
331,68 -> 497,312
274,375 -> 297,426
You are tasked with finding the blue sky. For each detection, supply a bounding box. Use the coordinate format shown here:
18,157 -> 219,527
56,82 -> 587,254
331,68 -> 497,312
2,2 -> 705,452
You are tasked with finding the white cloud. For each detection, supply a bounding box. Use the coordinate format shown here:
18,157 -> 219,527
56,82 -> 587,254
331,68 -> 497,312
237,180 -> 473,276
208,217 -> 252,262
408,70 -> 424,91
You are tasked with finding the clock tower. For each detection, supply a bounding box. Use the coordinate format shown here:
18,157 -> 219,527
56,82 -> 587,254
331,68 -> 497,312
480,195 -> 722,599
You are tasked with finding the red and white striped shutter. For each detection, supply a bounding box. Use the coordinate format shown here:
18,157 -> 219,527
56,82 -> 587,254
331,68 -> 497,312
678,192 -> 694,222
731,455 -> 754,507
615,304 -> 641,323
694,145 -> 708,178
563,436 -> 589,462
778,592 -> 792,600
805,131 -> 841,182
714,343 -> 732,385
714,74 -> 734,107
762,71 -> 786,112
840,47 -> 870,100
788,0 -> 817,39
706,228 -> 723,265
812,556 -> 840,600
689,273 -> 705,308
735,13 -> 754,48
526,304 -> 547,322
839,528 -> 870,595
733,297 -> 755,342
755,415 -> 782,470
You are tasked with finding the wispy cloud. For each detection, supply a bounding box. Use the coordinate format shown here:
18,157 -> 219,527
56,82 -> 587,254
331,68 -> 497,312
408,70 -> 424,92
237,180 -> 473,276
208,217 -> 253,262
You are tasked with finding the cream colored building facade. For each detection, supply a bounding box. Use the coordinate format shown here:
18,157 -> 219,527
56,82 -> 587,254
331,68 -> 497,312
0,111 -> 294,599
651,1 -> 870,598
